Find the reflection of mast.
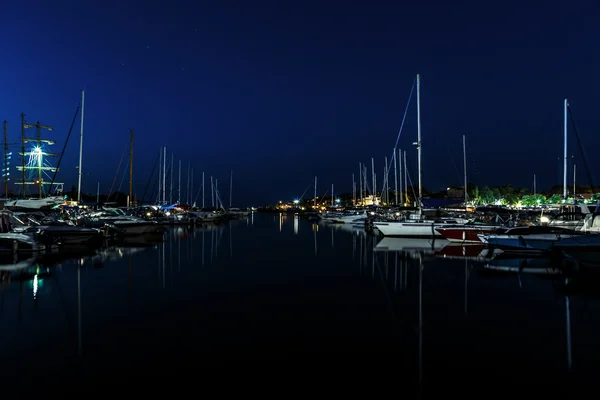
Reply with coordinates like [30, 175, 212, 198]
[293, 214, 298, 235]
[464, 258, 468, 316]
[331, 227, 334, 249]
[18, 279, 23, 320]
[129, 254, 132, 304]
[313, 223, 318, 256]
[77, 265, 82, 356]
[565, 278, 572, 372]
[394, 254, 397, 291]
[418, 253, 423, 390]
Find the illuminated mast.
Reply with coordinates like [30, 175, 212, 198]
[16, 116, 60, 198]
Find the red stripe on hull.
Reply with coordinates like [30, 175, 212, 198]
[435, 227, 498, 243]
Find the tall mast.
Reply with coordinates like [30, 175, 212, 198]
[77, 90, 85, 202]
[314, 176, 317, 208]
[416, 73, 422, 207]
[331, 183, 334, 206]
[533, 173, 536, 195]
[398, 149, 403, 205]
[463, 134, 467, 206]
[191, 168, 194, 206]
[393, 149, 398, 205]
[403, 150, 407, 204]
[178, 160, 181, 204]
[358, 163, 362, 205]
[186, 161, 190, 205]
[202, 171, 205, 208]
[157, 149, 162, 203]
[352, 174, 355, 204]
[383, 156, 388, 204]
[563, 98, 568, 199]
[170, 152, 173, 204]
[211, 176, 214, 208]
[371, 158, 375, 204]
[573, 165, 576, 198]
[229, 170, 233, 208]
[20, 114, 25, 198]
[18, 117, 55, 199]
[129, 129, 134, 206]
[162, 146, 166, 204]
[3, 121, 7, 198]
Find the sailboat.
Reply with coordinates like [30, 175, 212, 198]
[373, 74, 469, 238]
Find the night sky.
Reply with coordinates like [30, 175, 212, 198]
[2, 0, 599, 206]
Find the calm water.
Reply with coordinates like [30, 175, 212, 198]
[1, 212, 599, 392]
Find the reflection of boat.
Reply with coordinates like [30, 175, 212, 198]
[35, 247, 98, 267]
[435, 244, 501, 260]
[20, 225, 104, 248]
[108, 232, 165, 248]
[0, 255, 37, 271]
[329, 223, 365, 235]
[553, 234, 600, 268]
[375, 237, 448, 256]
[478, 226, 584, 251]
[94, 246, 147, 262]
[476, 257, 561, 276]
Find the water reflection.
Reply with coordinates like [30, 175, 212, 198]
[0, 213, 598, 388]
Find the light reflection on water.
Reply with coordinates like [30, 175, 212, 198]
[0, 213, 598, 390]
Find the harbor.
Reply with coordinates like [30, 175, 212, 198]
[0, 211, 598, 393]
[3, 0, 600, 392]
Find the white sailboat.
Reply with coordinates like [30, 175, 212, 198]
[374, 74, 469, 238]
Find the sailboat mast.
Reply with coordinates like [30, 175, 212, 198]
[157, 149, 162, 203]
[170, 152, 173, 203]
[178, 160, 181, 204]
[358, 163, 362, 205]
[384, 156, 388, 204]
[463, 135, 467, 206]
[533, 173, 536, 195]
[3, 121, 7, 198]
[416, 73, 422, 206]
[331, 183, 334, 207]
[404, 150, 407, 204]
[398, 148, 403, 206]
[129, 129, 134, 206]
[314, 176, 317, 208]
[186, 161, 190, 205]
[563, 98, 568, 199]
[202, 171, 205, 208]
[573, 165, 576, 197]
[191, 168, 194, 206]
[210, 176, 214, 208]
[371, 158, 375, 204]
[77, 90, 85, 202]
[352, 174, 355, 204]
[162, 146, 166, 204]
[393, 149, 398, 205]
[229, 170, 233, 208]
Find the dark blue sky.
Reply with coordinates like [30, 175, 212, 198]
[2, 0, 599, 206]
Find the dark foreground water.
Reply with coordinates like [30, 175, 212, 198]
[1, 212, 599, 393]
